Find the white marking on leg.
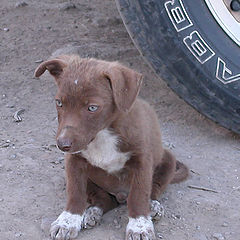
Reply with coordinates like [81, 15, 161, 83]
[82, 206, 103, 229]
[126, 216, 155, 239]
[50, 211, 83, 239]
[150, 200, 164, 221]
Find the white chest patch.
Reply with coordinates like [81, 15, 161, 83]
[81, 129, 131, 173]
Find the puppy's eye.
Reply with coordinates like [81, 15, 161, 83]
[56, 99, 63, 107]
[88, 105, 98, 112]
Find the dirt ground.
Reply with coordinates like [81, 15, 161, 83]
[0, 1, 239, 240]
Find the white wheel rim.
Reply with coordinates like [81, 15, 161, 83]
[204, 0, 240, 46]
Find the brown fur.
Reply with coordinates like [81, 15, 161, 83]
[35, 55, 188, 237]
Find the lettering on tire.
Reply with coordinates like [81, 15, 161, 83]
[165, 0, 240, 84]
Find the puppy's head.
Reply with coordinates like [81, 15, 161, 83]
[34, 55, 142, 153]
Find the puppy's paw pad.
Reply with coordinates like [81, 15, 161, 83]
[126, 216, 155, 240]
[150, 200, 164, 221]
[50, 211, 83, 240]
[82, 206, 103, 229]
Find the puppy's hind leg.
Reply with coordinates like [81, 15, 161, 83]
[83, 180, 119, 229]
[150, 149, 176, 221]
[151, 149, 176, 200]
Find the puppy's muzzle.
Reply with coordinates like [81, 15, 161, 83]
[57, 137, 72, 152]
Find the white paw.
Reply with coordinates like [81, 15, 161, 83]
[82, 206, 103, 229]
[150, 200, 164, 221]
[50, 211, 83, 240]
[126, 216, 155, 240]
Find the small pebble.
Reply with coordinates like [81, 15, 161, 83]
[56, 157, 64, 164]
[15, 232, 22, 237]
[15, 1, 28, 8]
[1, 142, 10, 148]
[222, 222, 228, 227]
[171, 214, 180, 219]
[175, 214, 181, 219]
[156, 233, 163, 239]
[13, 109, 25, 122]
[0, 198, 4, 202]
[212, 233, 224, 240]
[59, 2, 76, 11]
[6, 105, 15, 108]
[3, 28, 9, 32]
[51, 157, 64, 164]
[10, 154, 17, 159]
[35, 59, 43, 63]
[167, 142, 175, 149]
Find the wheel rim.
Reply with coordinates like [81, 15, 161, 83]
[204, 0, 240, 46]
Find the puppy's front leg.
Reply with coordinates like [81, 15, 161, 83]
[126, 159, 155, 240]
[50, 154, 88, 240]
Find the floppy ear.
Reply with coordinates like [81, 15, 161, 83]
[104, 63, 143, 112]
[34, 58, 68, 78]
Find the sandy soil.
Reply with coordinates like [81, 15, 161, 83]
[0, 1, 239, 240]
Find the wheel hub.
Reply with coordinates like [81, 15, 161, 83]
[230, 0, 240, 12]
[204, 0, 240, 46]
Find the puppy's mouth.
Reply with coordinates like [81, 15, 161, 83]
[62, 137, 95, 155]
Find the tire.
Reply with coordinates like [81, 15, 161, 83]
[115, 0, 240, 134]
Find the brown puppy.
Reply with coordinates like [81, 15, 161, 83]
[35, 55, 188, 240]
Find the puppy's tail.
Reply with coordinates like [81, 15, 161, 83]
[171, 159, 189, 184]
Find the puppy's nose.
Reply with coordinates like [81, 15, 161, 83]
[57, 138, 72, 152]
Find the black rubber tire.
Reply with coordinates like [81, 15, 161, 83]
[115, 0, 240, 134]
